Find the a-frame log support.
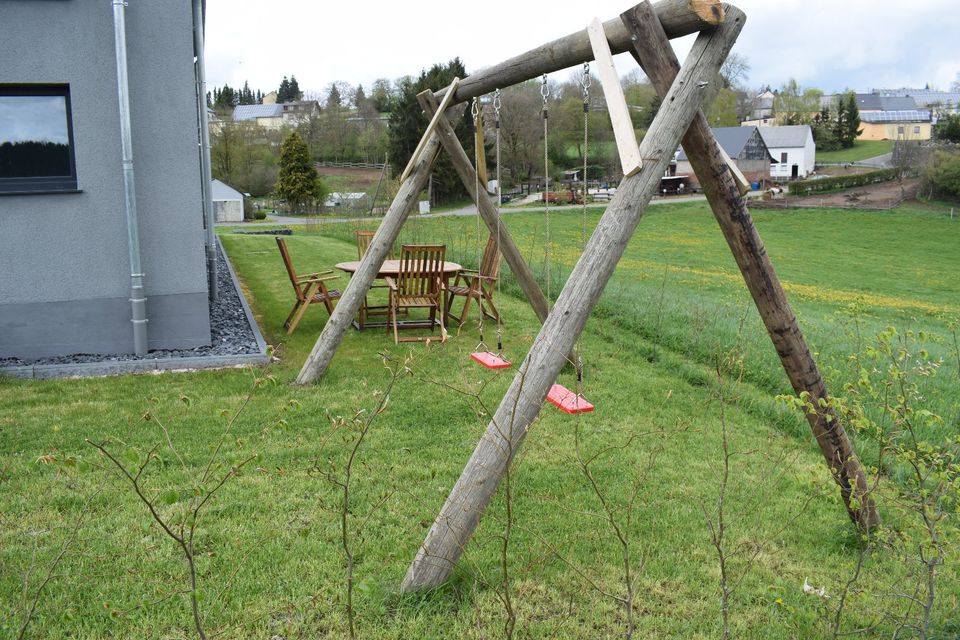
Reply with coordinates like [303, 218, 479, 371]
[295, 104, 464, 385]
[417, 90, 552, 325]
[402, 7, 745, 591]
[621, 1, 879, 528]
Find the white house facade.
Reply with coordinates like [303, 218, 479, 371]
[758, 125, 815, 180]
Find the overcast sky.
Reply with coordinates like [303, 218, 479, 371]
[205, 0, 959, 99]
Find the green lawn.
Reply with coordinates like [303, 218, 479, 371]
[2, 200, 958, 638]
[815, 139, 894, 164]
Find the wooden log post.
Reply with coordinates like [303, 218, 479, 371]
[621, 2, 879, 529]
[295, 105, 464, 385]
[417, 90, 551, 324]
[433, 0, 724, 105]
[402, 8, 745, 591]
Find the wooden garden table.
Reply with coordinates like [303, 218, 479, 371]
[334, 259, 462, 330]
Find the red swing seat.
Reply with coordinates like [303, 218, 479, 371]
[546, 384, 594, 414]
[471, 351, 511, 369]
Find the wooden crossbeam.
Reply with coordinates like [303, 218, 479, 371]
[402, 6, 746, 591]
[434, 0, 724, 105]
[587, 18, 642, 177]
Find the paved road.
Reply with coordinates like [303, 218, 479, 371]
[817, 152, 894, 170]
[219, 193, 725, 228]
[853, 153, 893, 169]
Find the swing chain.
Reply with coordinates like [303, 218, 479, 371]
[471, 96, 480, 120]
[493, 88, 502, 117]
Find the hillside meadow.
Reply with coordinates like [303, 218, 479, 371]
[1, 199, 957, 638]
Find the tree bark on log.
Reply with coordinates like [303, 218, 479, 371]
[621, 1, 879, 529]
[295, 106, 464, 385]
[417, 90, 551, 325]
[402, 8, 746, 591]
[433, 0, 724, 105]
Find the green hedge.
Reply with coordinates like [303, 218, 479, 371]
[788, 168, 900, 196]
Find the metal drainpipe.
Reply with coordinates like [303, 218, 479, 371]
[192, 0, 218, 300]
[112, 0, 148, 355]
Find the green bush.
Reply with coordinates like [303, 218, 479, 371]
[788, 168, 900, 196]
[923, 150, 960, 197]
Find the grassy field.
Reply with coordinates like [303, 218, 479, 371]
[2, 199, 958, 638]
[815, 139, 894, 164]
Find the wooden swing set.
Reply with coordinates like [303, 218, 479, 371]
[295, 0, 880, 592]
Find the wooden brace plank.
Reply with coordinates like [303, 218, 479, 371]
[587, 18, 643, 177]
[400, 77, 461, 183]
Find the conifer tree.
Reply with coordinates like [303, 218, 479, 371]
[276, 132, 327, 213]
[289, 76, 302, 102]
[842, 92, 862, 148]
[387, 58, 473, 203]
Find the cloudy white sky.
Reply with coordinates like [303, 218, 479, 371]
[205, 0, 959, 99]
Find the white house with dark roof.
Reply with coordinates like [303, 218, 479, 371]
[757, 125, 815, 180]
[676, 126, 775, 189]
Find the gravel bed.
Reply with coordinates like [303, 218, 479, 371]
[0, 244, 264, 369]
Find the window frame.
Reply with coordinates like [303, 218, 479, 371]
[0, 84, 79, 195]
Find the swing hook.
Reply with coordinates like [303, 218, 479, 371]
[580, 63, 592, 98]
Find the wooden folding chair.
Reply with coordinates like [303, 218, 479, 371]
[355, 229, 395, 260]
[276, 237, 342, 334]
[355, 229, 396, 326]
[385, 244, 447, 344]
[445, 235, 502, 329]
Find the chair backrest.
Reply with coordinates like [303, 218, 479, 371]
[356, 229, 394, 260]
[276, 237, 306, 300]
[356, 230, 374, 259]
[479, 235, 501, 280]
[397, 244, 445, 297]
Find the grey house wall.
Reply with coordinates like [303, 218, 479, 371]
[0, 0, 210, 359]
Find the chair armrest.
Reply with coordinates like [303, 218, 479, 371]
[299, 274, 339, 284]
[383, 276, 398, 291]
[460, 272, 498, 283]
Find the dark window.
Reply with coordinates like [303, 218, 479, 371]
[0, 85, 78, 193]
[780, 152, 788, 163]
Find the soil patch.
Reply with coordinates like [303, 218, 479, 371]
[753, 179, 918, 210]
